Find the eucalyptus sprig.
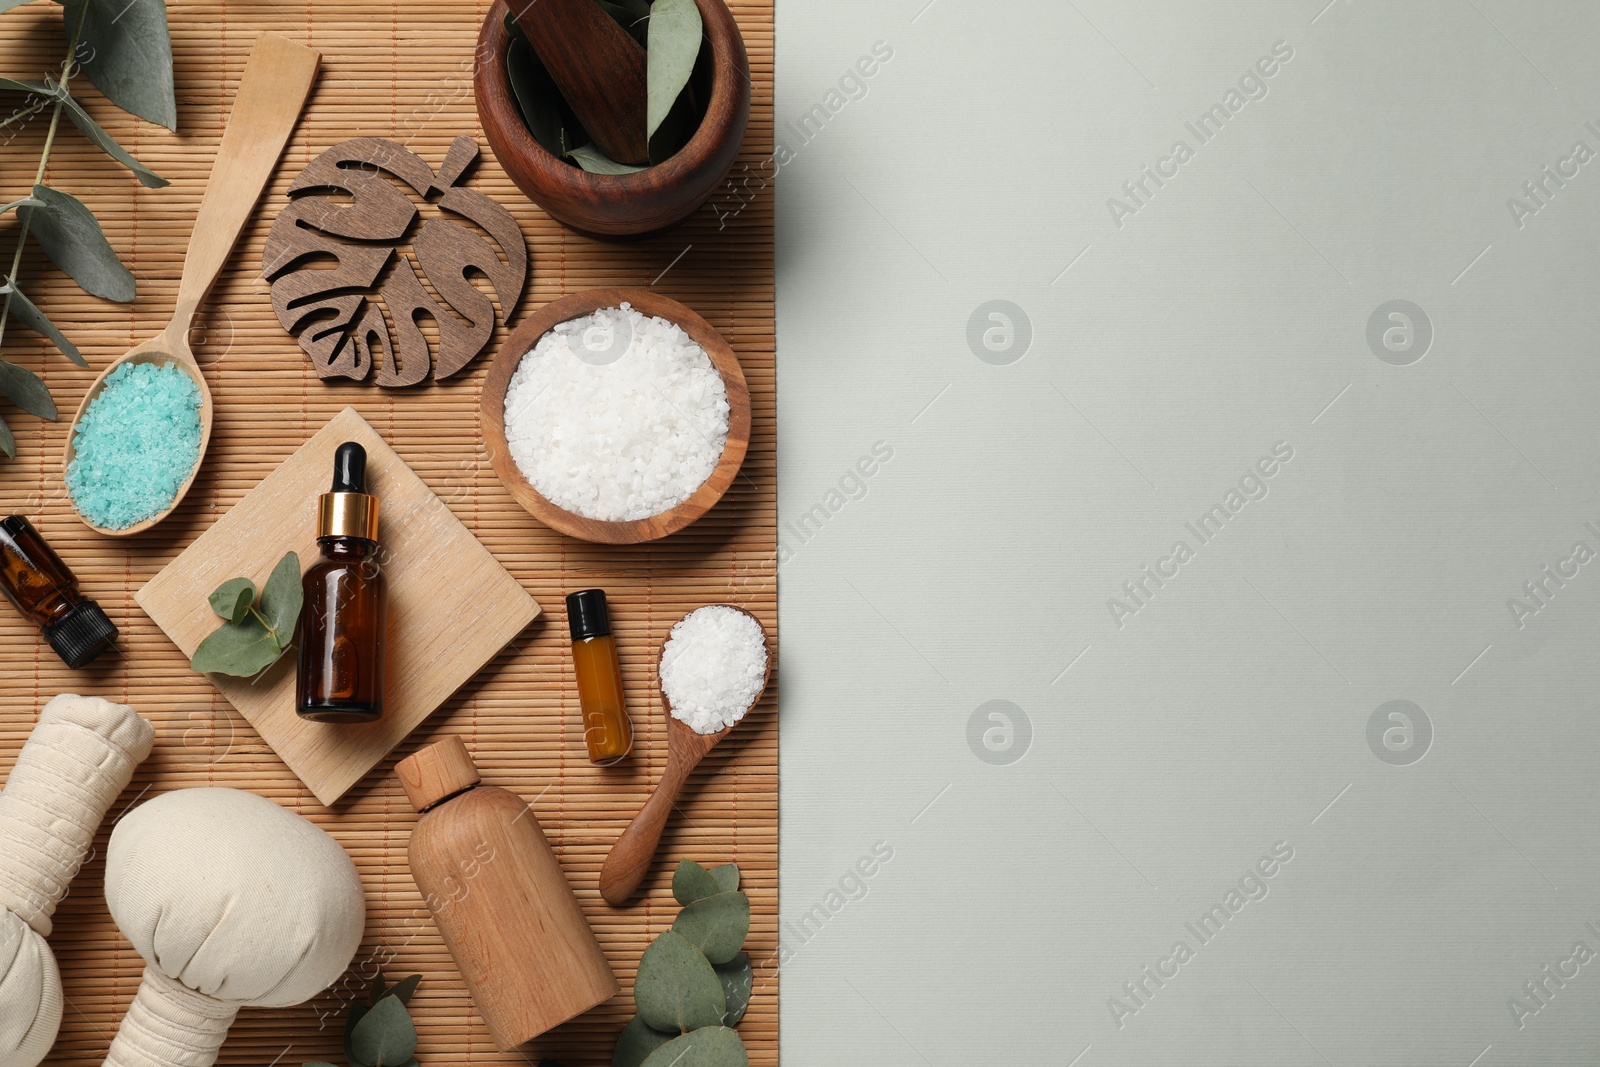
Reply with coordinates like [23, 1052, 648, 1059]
[308, 973, 424, 1067]
[504, 0, 709, 174]
[190, 552, 304, 677]
[0, 0, 175, 459]
[614, 861, 752, 1067]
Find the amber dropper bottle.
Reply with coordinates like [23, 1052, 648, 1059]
[0, 515, 117, 668]
[566, 590, 633, 764]
[297, 442, 387, 724]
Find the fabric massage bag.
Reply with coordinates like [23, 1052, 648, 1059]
[100, 787, 366, 1067]
[0, 695, 155, 1067]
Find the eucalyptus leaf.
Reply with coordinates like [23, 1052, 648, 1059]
[653, 34, 712, 164]
[672, 860, 721, 905]
[567, 143, 647, 175]
[712, 953, 751, 1025]
[596, 0, 649, 44]
[688, 23, 714, 97]
[53, 88, 168, 187]
[190, 612, 282, 676]
[0, 76, 51, 96]
[21, 184, 135, 301]
[647, 84, 695, 166]
[385, 974, 422, 1006]
[612, 1016, 674, 1067]
[0, 360, 57, 420]
[349, 995, 417, 1067]
[4, 283, 86, 365]
[605, 0, 649, 22]
[635, 930, 725, 1033]
[709, 863, 739, 893]
[0, 412, 14, 458]
[343, 1001, 370, 1067]
[303, 1062, 341, 1067]
[208, 577, 256, 624]
[639, 1027, 747, 1067]
[505, 36, 567, 158]
[259, 550, 303, 646]
[672, 891, 750, 964]
[645, 0, 701, 139]
[61, 0, 177, 130]
[0, 197, 44, 216]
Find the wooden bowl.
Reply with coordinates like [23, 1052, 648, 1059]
[481, 287, 751, 544]
[474, 0, 751, 238]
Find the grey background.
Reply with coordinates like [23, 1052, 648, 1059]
[775, 1, 1600, 1064]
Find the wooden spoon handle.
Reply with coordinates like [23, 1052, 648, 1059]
[600, 761, 693, 906]
[174, 35, 320, 324]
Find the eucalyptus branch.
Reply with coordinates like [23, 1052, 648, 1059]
[191, 553, 305, 677]
[0, 0, 89, 355]
[0, 0, 174, 460]
[0, 96, 50, 133]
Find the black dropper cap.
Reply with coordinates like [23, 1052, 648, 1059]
[566, 589, 611, 641]
[44, 600, 118, 668]
[331, 441, 368, 493]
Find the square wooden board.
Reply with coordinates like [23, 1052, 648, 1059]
[136, 407, 539, 805]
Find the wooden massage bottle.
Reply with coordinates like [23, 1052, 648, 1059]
[396, 737, 617, 1048]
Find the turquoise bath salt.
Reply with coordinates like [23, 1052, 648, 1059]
[66, 361, 202, 530]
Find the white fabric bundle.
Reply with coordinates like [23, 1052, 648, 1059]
[0, 695, 156, 1067]
[102, 788, 365, 1067]
[0, 913, 58, 1067]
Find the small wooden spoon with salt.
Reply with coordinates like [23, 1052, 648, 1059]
[63, 35, 319, 537]
[599, 605, 771, 907]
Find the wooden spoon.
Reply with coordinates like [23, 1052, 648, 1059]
[599, 605, 771, 906]
[63, 35, 320, 537]
[509, 0, 650, 165]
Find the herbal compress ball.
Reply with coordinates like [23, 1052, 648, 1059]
[102, 788, 365, 1067]
[0, 695, 155, 1067]
[0, 911, 57, 1067]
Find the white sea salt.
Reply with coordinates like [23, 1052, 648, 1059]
[503, 303, 730, 522]
[660, 606, 768, 735]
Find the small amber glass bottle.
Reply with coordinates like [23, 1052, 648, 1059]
[0, 515, 118, 668]
[296, 442, 387, 724]
[566, 590, 632, 764]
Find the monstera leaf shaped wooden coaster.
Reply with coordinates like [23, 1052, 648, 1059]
[262, 136, 528, 387]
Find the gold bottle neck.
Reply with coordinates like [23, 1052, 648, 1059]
[318, 492, 379, 541]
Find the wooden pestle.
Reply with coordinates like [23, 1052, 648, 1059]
[508, 0, 650, 165]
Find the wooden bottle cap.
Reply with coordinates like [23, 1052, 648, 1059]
[396, 736, 481, 811]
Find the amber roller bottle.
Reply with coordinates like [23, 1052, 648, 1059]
[297, 441, 387, 723]
[566, 589, 633, 764]
[396, 737, 617, 1048]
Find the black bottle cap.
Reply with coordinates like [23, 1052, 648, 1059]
[44, 600, 118, 669]
[566, 589, 611, 641]
[331, 442, 368, 493]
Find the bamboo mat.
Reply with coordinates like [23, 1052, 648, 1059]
[0, 1, 776, 1065]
